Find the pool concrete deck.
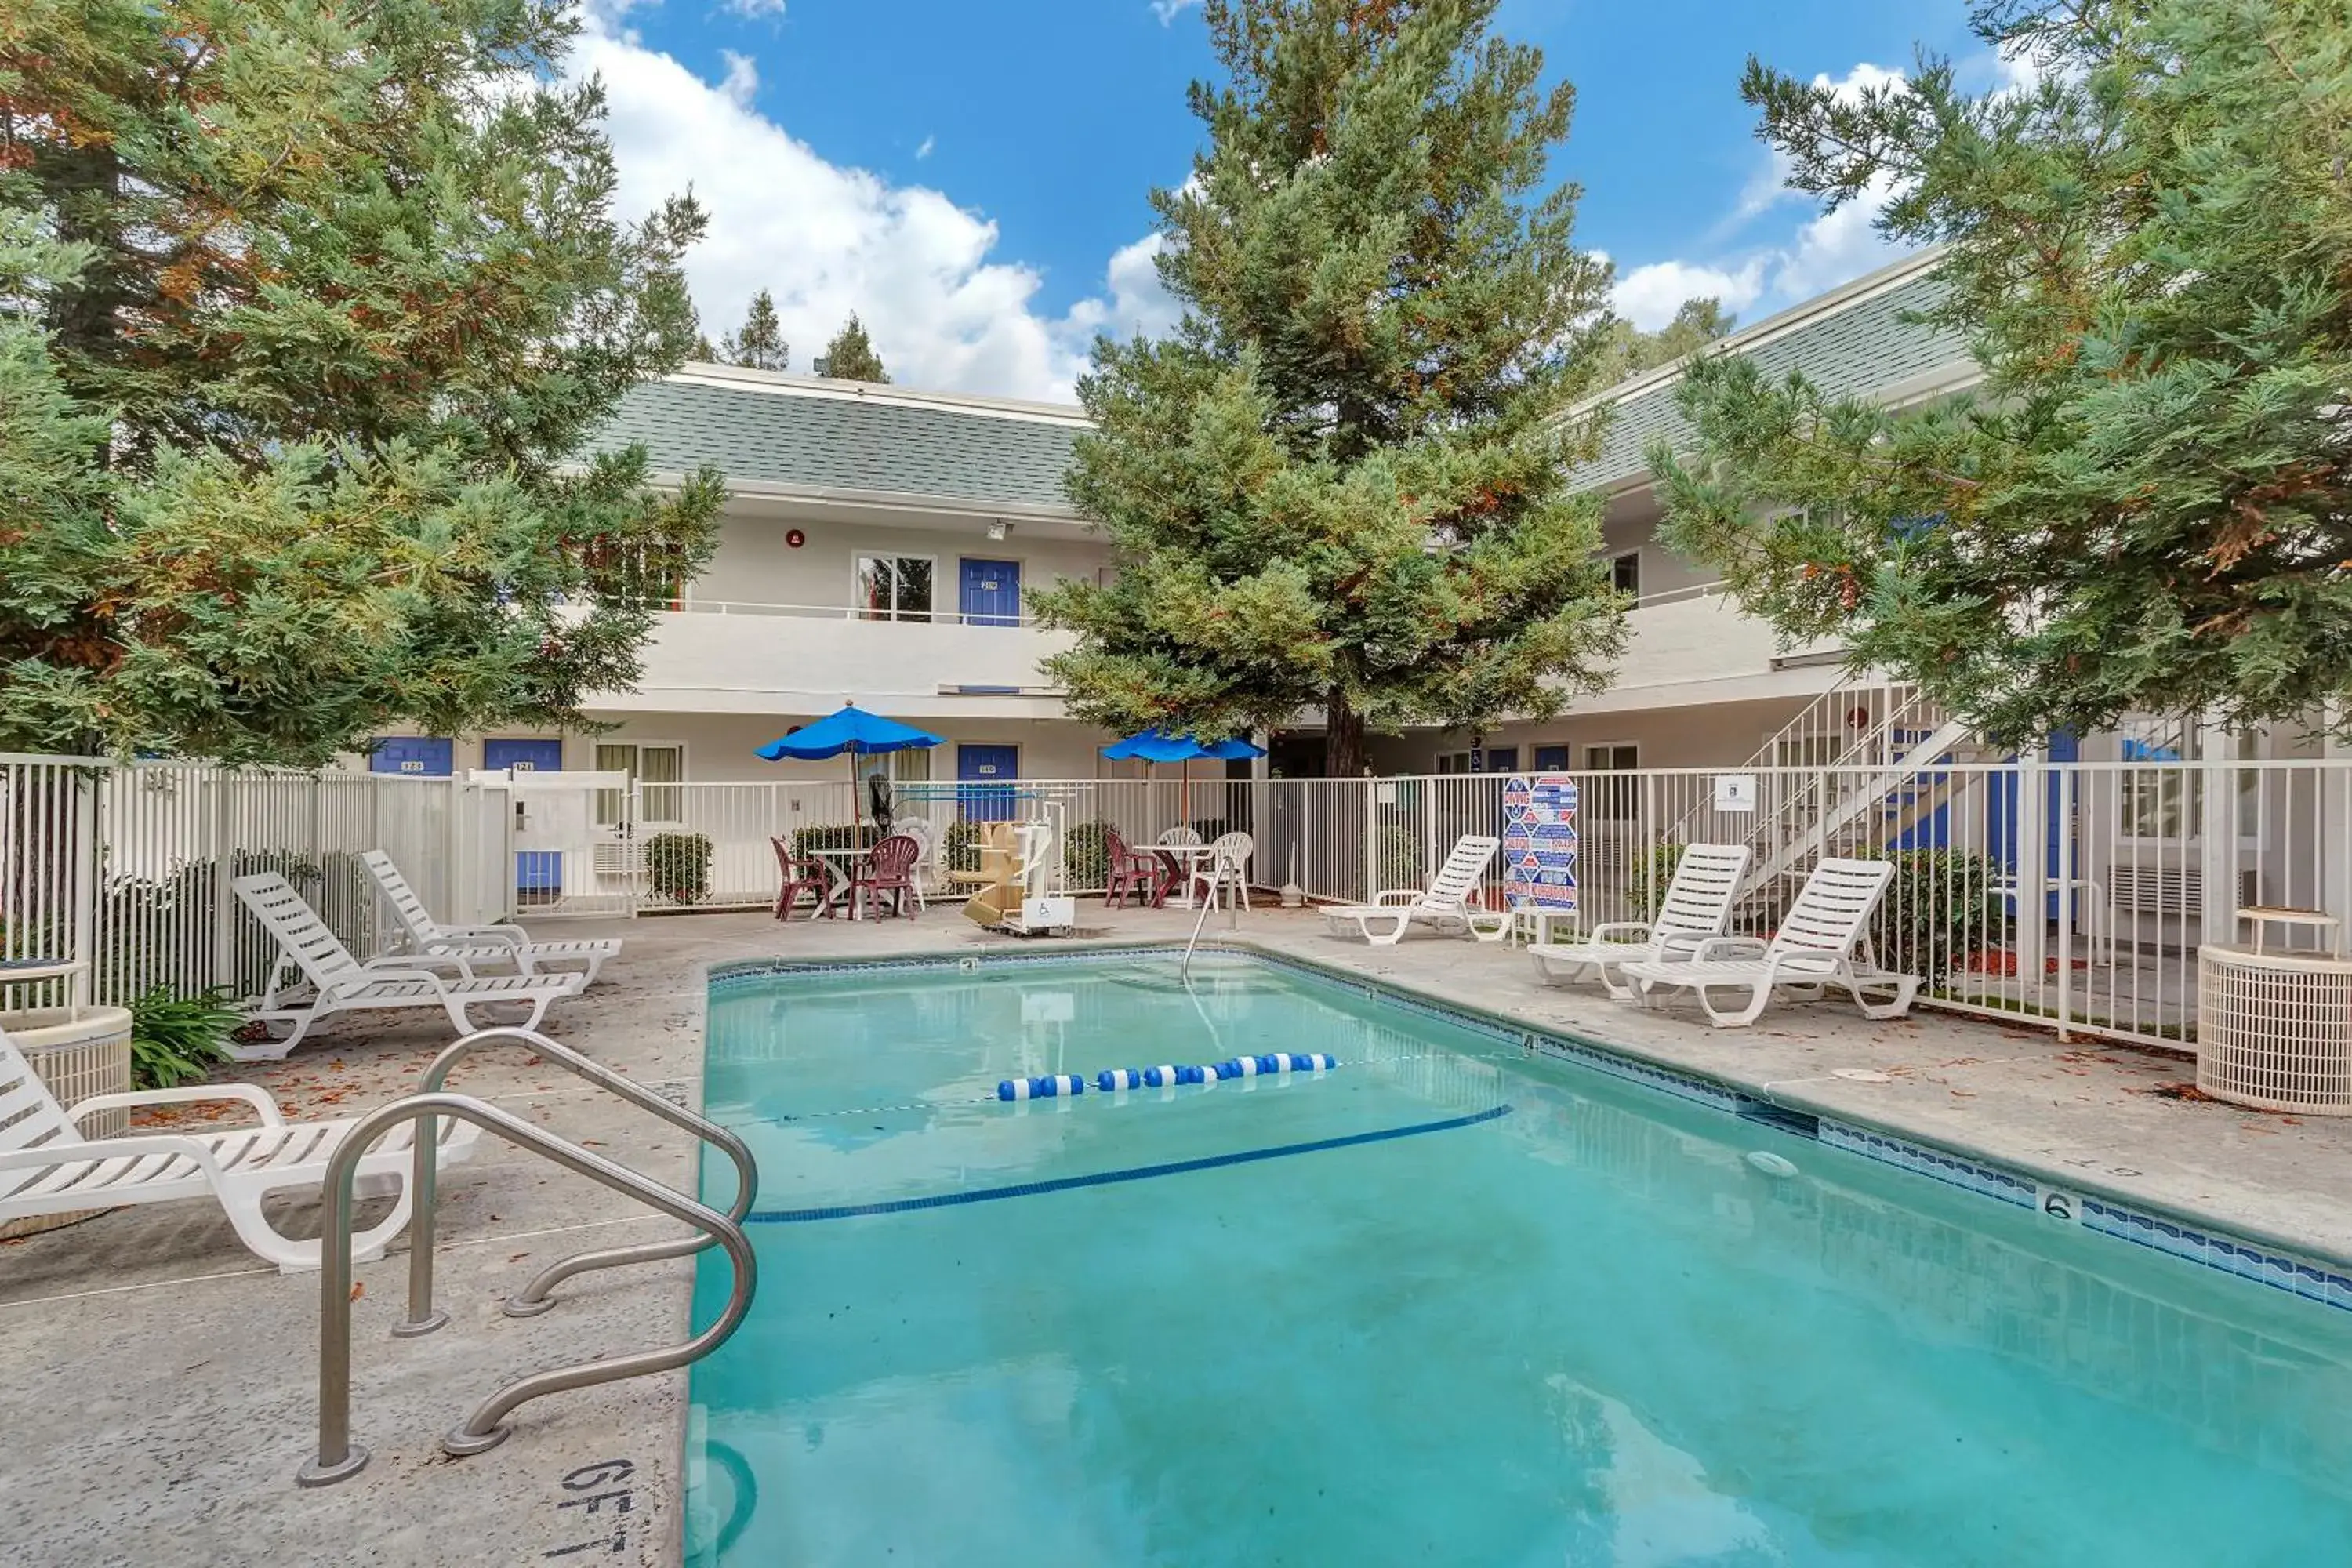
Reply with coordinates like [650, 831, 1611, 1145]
[8, 901, 2352, 1566]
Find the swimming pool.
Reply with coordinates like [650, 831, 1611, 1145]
[687, 949, 2352, 1565]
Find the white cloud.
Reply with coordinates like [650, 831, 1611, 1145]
[1615, 63, 1916, 329]
[1769, 170, 1907, 302]
[915, 134, 935, 160]
[1150, 0, 1201, 24]
[717, 49, 758, 109]
[577, 16, 1167, 401]
[1613, 258, 1767, 331]
[724, 0, 786, 17]
[1061, 233, 1185, 344]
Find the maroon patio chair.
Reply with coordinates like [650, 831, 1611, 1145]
[1103, 827, 1168, 909]
[771, 837, 832, 921]
[851, 833, 924, 920]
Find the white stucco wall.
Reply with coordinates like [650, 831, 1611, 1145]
[694, 508, 1110, 613]
[358, 715, 1113, 784]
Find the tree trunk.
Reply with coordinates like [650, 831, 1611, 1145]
[1325, 688, 1368, 778]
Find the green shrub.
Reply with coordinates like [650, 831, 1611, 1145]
[129, 986, 241, 1090]
[1861, 847, 2006, 984]
[1065, 819, 1114, 889]
[1627, 840, 1686, 916]
[644, 831, 714, 906]
[1374, 823, 1419, 890]
[942, 818, 980, 873]
[791, 822, 882, 858]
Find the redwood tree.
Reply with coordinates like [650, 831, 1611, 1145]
[1030, 0, 1624, 773]
[0, 0, 722, 764]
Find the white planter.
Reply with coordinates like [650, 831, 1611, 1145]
[2, 1004, 135, 1238]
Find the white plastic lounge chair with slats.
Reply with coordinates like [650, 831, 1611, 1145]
[234, 873, 585, 1058]
[1320, 835, 1508, 946]
[1617, 857, 1920, 1028]
[360, 849, 621, 983]
[0, 1018, 479, 1270]
[1530, 843, 1751, 999]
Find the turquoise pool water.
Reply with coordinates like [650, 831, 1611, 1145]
[688, 953, 2352, 1566]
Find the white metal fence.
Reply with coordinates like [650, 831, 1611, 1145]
[8, 750, 2350, 1051]
[1, 756, 511, 1010]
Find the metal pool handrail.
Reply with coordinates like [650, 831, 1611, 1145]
[392, 1025, 757, 1336]
[298, 1092, 757, 1487]
[1179, 853, 1243, 982]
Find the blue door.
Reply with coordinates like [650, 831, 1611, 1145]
[959, 559, 1022, 627]
[957, 744, 1018, 822]
[1988, 730, 2079, 917]
[485, 739, 564, 895]
[369, 737, 452, 777]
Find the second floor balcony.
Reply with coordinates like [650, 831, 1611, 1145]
[595, 598, 1078, 720]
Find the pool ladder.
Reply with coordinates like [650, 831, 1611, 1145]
[1180, 852, 1244, 982]
[298, 1027, 759, 1486]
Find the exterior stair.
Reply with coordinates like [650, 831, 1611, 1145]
[1670, 683, 1987, 903]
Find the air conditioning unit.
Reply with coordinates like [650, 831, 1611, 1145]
[2109, 864, 2259, 916]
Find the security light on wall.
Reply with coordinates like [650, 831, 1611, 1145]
[985, 521, 1011, 542]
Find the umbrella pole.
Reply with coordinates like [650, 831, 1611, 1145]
[1181, 759, 1191, 829]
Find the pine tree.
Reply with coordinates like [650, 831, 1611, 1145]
[1601, 297, 1734, 385]
[813, 313, 888, 383]
[1650, 0, 2352, 746]
[1029, 0, 1624, 775]
[720, 289, 789, 372]
[0, 0, 723, 764]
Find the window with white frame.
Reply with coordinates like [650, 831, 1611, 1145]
[1584, 742, 1640, 818]
[855, 748, 932, 789]
[2117, 719, 2260, 843]
[1436, 748, 1518, 774]
[593, 741, 684, 825]
[855, 555, 935, 622]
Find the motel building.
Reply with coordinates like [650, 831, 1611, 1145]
[365, 250, 2350, 1028]
[371, 252, 1994, 800]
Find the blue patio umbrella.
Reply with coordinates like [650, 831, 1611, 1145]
[757, 704, 945, 834]
[1102, 727, 1266, 821]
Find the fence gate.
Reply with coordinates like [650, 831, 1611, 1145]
[469, 768, 637, 919]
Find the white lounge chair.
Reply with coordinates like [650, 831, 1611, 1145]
[1530, 843, 1752, 998]
[0, 1019, 480, 1271]
[1618, 857, 1920, 1028]
[1320, 835, 1508, 946]
[234, 873, 585, 1058]
[360, 849, 622, 983]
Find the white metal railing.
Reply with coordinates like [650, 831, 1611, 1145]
[9, 750, 2352, 1053]
[1628, 580, 1731, 611]
[670, 598, 1044, 627]
[0, 756, 512, 1008]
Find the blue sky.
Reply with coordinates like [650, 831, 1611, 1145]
[580, 0, 1988, 401]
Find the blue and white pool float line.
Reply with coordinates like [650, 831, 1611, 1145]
[997, 1074, 1087, 1101]
[1093, 1054, 1337, 1094]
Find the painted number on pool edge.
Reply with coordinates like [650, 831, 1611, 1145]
[2041, 1189, 2079, 1223]
[545, 1459, 636, 1559]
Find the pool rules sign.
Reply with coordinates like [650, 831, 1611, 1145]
[1501, 774, 1577, 913]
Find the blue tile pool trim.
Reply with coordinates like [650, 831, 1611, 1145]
[744, 1104, 1515, 1224]
[710, 946, 2352, 1311]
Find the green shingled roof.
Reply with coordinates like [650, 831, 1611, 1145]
[586, 377, 1086, 511]
[1570, 267, 1972, 493]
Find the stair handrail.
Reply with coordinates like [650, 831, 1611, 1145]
[1666, 681, 1934, 848]
[394, 1025, 757, 1338]
[299, 1091, 756, 1487]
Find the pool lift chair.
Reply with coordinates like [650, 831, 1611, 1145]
[958, 797, 1077, 937]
